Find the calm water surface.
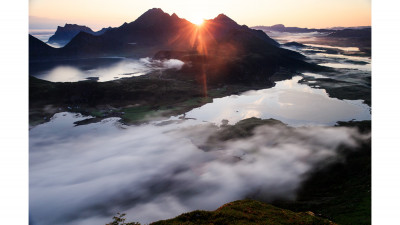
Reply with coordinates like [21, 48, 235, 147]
[30, 57, 185, 82]
[167, 76, 370, 126]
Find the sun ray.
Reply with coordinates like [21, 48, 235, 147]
[189, 16, 205, 26]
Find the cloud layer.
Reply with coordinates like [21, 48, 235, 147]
[30, 113, 368, 225]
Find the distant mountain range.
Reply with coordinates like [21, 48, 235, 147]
[327, 26, 371, 30]
[252, 24, 332, 33]
[47, 24, 113, 46]
[327, 28, 371, 38]
[252, 24, 371, 35]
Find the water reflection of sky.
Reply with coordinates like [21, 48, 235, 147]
[34, 59, 149, 82]
[319, 62, 371, 71]
[315, 53, 371, 62]
[308, 52, 371, 71]
[302, 72, 329, 79]
[305, 43, 360, 52]
[30, 58, 185, 82]
[167, 76, 370, 127]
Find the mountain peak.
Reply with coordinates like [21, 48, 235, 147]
[171, 13, 179, 19]
[271, 24, 285, 29]
[48, 24, 110, 46]
[62, 24, 90, 29]
[133, 7, 172, 26]
[214, 14, 237, 22]
[65, 23, 78, 27]
[142, 8, 166, 16]
[211, 13, 240, 28]
[55, 24, 93, 33]
[215, 14, 230, 20]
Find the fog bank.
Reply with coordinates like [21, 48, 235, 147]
[30, 113, 368, 225]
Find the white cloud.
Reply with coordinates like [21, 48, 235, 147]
[29, 113, 369, 225]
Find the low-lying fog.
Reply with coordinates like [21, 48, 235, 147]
[29, 29, 66, 48]
[30, 112, 369, 225]
[264, 31, 327, 44]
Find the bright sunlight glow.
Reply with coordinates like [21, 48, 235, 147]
[189, 16, 205, 26]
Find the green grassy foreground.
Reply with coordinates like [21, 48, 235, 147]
[152, 199, 335, 225]
[107, 199, 335, 225]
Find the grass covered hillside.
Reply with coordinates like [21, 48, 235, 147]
[152, 199, 335, 225]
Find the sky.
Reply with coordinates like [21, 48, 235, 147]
[29, 0, 371, 30]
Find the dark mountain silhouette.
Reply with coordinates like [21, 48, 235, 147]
[204, 14, 279, 47]
[99, 8, 193, 49]
[252, 24, 332, 33]
[29, 8, 323, 84]
[47, 24, 112, 46]
[328, 26, 371, 30]
[327, 28, 371, 38]
[29, 35, 57, 59]
[30, 8, 287, 59]
[282, 42, 306, 48]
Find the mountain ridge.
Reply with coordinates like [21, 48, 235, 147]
[47, 24, 113, 46]
[29, 8, 324, 84]
[30, 8, 284, 59]
[252, 24, 332, 33]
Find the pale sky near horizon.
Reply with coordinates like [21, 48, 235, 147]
[29, 0, 371, 30]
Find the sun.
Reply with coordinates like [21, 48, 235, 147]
[189, 16, 205, 26]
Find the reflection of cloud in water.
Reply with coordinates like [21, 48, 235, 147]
[173, 76, 370, 126]
[30, 112, 369, 225]
[243, 109, 262, 119]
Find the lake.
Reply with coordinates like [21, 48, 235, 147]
[30, 57, 185, 82]
[166, 75, 370, 126]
